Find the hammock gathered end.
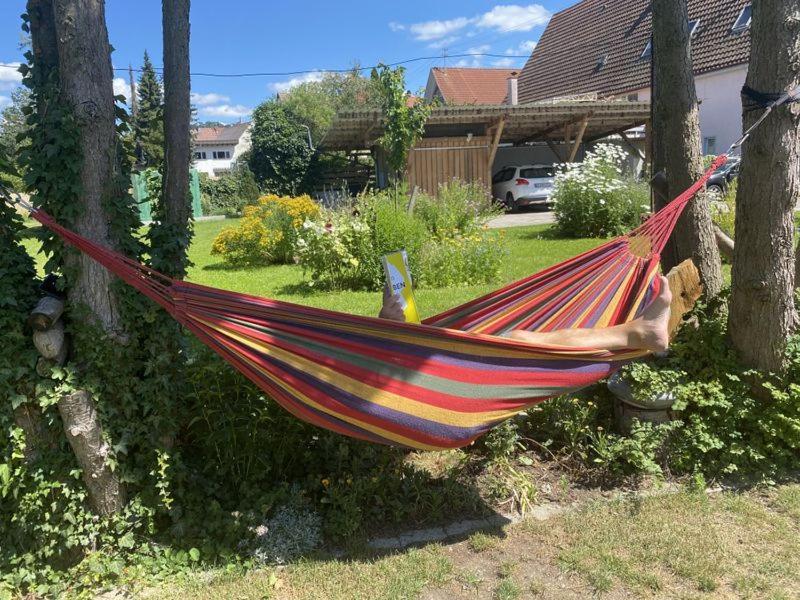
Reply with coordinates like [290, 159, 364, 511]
[20, 155, 727, 450]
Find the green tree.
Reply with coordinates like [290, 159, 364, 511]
[279, 69, 379, 144]
[134, 50, 164, 167]
[370, 64, 430, 184]
[0, 87, 31, 189]
[247, 101, 313, 195]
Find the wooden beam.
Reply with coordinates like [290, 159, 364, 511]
[486, 115, 506, 173]
[567, 116, 589, 162]
[584, 122, 646, 144]
[516, 112, 594, 145]
[545, 138, 565, 162]
[619, 130, 645, 161]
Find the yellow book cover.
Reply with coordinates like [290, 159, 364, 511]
[381, 250, 421, 324]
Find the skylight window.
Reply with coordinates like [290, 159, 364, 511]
[595, 53, 608, 72]
[641, 39, 652, 59]
[732, 4, 752, 32]
[688, 19, 700, 37]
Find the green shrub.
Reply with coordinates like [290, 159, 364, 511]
[414, 180, 499, 238]
[552, 144, 647, 238]
[211, 194, 320, 266]
[199, 162, 261, 216]
[296, 182, 505, 291]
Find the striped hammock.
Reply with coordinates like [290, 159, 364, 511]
[26, 155, 727, 450]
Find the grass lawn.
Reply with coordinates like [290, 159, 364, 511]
[143, 485, 800, 599]
[24, 218, 606, 318]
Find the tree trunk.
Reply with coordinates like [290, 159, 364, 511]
[729, 0, 800, 372]
[160, 0, 193, 279]
[651, 0, 723, 297]
[50, 0, 127, 515]
[59, 391, 125, 515]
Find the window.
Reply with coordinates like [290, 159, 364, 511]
[688, 19, 700, 37]
[627, 92, 640, 102]
[520, 166, 555, 179]
[703, 136, 717, 155]
[212, 150, 231, 160]
[732, 4, 751, 32]
[641, 39, 652, 59]
[595, 53, 608, 72]
[193, 151, 207, 160]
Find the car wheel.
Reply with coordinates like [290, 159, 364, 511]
[707, 184, 724, 199]
[505, 192, 517, 213]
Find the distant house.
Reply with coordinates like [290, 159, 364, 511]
[192, 122, 252, 178]
[424, 67, 520, 105]
[518, 0, 752, 153]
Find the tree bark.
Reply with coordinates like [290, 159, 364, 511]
[160, 0, 193, 279]
[49, 0, 127, 515]
[729, 0, 800, 372]
[651, 0, 723, 297]
[59, 391, 125, 516]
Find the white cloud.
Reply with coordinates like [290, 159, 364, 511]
[492, 57, 517, 67]
[427, 36, 460, 50]
[191, 92, 231, 106]
[505, 40, 537, 56]
[269, 71, 325, 94]
[455, 47, 490, 68]
[0, 62, 22, 91]
[113, 77, 132, 102]
[400, 5, 550, 43]
[199, 104, 252, 119]
[409, 17, 470, 41]
[476, 5, 551, 32]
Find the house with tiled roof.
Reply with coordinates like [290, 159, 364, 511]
[518, 0, 752, 153]
[192, 122, 252, 178]
[424, 67, 519, 106]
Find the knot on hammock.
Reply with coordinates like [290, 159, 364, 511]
[741, 85, 799, 111]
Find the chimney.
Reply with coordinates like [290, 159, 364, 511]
[507, 71, 519, 106]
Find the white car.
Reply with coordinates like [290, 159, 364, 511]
[492, 164, 556, 212]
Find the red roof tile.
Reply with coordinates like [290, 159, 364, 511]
[430, 67, 518, 105]
[193, 122, 250, 144]
[518, 0, 751, 103]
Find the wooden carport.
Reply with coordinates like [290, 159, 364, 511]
[321, 100, 651, 195]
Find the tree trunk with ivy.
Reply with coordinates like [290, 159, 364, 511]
[158, 0, 193, 279]
[651, 0, 723, 297]
[47, 0, 128, 516]
[729, 0, 800, 372]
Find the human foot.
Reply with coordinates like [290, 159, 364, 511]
[634, 275, 672, 352]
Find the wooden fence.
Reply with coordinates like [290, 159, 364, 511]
[406, 136, 491, 195]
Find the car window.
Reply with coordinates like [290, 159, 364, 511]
[492, 169, 511, 184]
[503, 168, 517, 182]
[520, 167, 554, 179]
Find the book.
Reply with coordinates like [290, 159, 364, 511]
[381, 250, 421, 324]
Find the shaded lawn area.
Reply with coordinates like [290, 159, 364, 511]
[143, 485, 800, 599]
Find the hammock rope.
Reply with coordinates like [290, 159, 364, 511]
[14, 153, 726, 450]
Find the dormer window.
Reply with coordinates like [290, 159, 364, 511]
[732, 4, 752, 32]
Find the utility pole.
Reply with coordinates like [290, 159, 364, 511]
[129, 63, 138, 117]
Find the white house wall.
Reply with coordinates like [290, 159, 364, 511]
[625, 63, 747, 158]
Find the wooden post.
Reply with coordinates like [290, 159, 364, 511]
[545, 139, 565, 162]
[567, 116, 589, 163]
[487, 116, 506, 175]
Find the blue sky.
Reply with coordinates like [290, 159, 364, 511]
[0, 1, 574, 122]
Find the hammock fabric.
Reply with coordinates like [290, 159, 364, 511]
[26, 155, 727, 450]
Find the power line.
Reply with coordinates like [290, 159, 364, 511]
[0, 53, 531, 79]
